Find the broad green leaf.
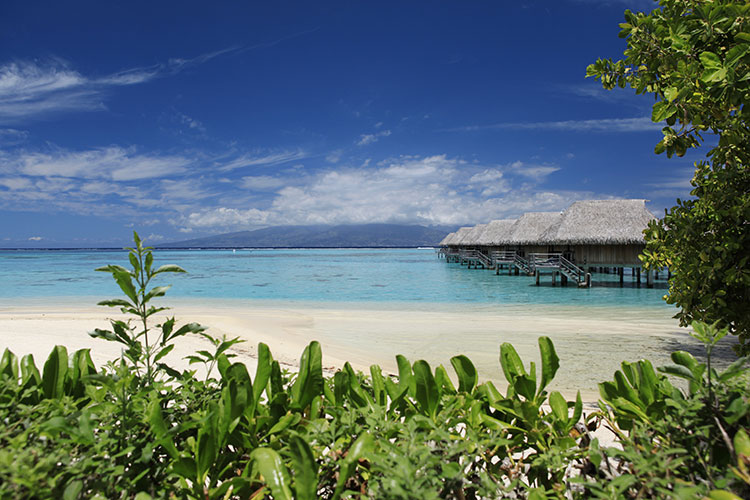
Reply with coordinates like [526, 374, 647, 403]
[252, 342, 272, 413]
[287, 436, 318, 500]
[435, 365, 456, 395]
[290, 341, 324, 411]
[112, 269, 138, 304]
[396, 354, 414, 396]
[267, 412, 301, 435]
[652, 100, 676, 122]
[147, 394, 178, 459]
[1, 348, 19, 380]
[734, 428, 750, 458]
[450, 354, 477, 393]
[699, 51, 722, 70]
[20, 354, 41, 387]
[251, 448, 293, 500]
[500, 342, 526, 383]
[538, 336, 559, 394]
[42, 345, 68, 399]
[369, 364, 387, 406]
[412, 360, 440, 418]
[548, 391, 568, 423]
[196, 420, 218, 482]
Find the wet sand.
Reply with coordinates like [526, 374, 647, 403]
[0, 297, 736, 401]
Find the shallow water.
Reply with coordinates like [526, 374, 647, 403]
[0, 248, 672, 309]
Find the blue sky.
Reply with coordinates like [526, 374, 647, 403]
[0, 0, 702, 247]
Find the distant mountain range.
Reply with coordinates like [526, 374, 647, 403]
[159, 224, 454, 248]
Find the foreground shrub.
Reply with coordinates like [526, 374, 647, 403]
[1, 233, 747, 499]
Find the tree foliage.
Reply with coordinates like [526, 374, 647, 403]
[587, 0, 750, 353]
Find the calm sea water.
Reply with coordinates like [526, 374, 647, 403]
[0, 248, 671, 309]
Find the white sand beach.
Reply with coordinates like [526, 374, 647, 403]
[2, 296, 735, 403]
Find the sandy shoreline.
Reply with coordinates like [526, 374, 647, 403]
[0, 297, 737, 402]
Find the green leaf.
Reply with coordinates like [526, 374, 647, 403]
[332, 433, 374, 500]
[450, 354, 477, 393]
[699, 51, 721, 69]
[652, 100, 676, 122]
[152, 264, 187, 275]
[144, 285, 171, 302]
[369, 364, 387, 406]
[42, 345, 68, 399]
[412, 360, 440, 418]
[396, 354, 414, 397]
[251, 448, 293, 500]
[500, 342, 526, 383]
[538, 336, 559, 394]
[153, 344, 174, 363]
[97, 299, 134, 308]
[435, 364, 456, 395]
[548, 391, 568, 423]
[287, 436, 318, 500]
[1, 348, 19, 380]
[112, 269, 138, 304]
[253, 342, 273, 409]
[290, 341, 324, 411]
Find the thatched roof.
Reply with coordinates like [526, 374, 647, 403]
[458, 224, 489, 246]
[541, 199, 655, 244]
[448, 226, 474, 245]
[438, 232, 456, 246]
[503, 212, 563, 245]
[475, 219, 517, 245]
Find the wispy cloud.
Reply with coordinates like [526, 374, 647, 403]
[356, 129, 391, 146]
[12, 146, 190, 180]
[0, 128, 28, 145]
[217, 150, 309, 171]
[448, 116, 660, 133]
[0, 47, 242, 124]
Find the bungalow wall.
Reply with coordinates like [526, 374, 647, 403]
[566, 244, 646, 267]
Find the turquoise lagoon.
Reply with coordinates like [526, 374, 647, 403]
[0, 248, 670, 309]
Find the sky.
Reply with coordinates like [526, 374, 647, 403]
[0, 0, 706, 247]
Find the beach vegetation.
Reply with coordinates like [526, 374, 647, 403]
[1, 235, 749, 498]
[586, 0, 750, 354]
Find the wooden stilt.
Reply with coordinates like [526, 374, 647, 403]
[647, 269, 654, 288]
[535, 270, 540, 286]
[619, 267, 624, 286]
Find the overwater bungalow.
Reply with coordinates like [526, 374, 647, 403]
[439, 199, 658, 286]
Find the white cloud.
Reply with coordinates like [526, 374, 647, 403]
[217, 150, 308, 171]
[325, 149, 343, 164]
[505, 160, 561, 180]
[0, 48, 237, 123]
[13, 146, 189, 180]
[178, 154, 593, 231]
[27, 236, 43, 241]
[356, 129, 391, 146]
[449, 116, 661, 133]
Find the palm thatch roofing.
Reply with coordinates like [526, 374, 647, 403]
[438, 232, 456, 246]
[457, 224, 489, 246]
[503, 212, 563, 245]
[448, 227, 474, 245]
[541, 199, 655, 244]
[475, 219, 517, 245]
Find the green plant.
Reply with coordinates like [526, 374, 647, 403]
[587, 0, 750, 353]
[91, 231, 205, 383]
